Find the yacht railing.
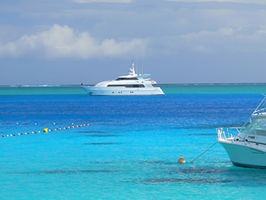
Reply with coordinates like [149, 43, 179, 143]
[252, 95, 266, 117]
[217, 95, 266, 141]
[252, 108, 266, 118]
[217, 127, 242, 140]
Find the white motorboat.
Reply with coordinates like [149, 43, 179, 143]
[83, 63, 164, 96]
[217, 96, 266, 168]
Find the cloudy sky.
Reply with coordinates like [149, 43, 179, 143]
[1, 0, 266, 85]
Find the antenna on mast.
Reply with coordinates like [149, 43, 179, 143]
[130, 61, 136, 75]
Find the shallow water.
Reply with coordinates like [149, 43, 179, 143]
[0, 88, 266, 199]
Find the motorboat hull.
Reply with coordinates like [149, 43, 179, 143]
[83, 86, 164, 96]
[219, 139, 266, 168]
[217, 96, 266, 168]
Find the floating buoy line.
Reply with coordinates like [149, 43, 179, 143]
[0, 123, 91, 138]
[178, 141, 217, 164]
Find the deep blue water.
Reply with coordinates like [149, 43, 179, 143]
[0, 94, 266, 200]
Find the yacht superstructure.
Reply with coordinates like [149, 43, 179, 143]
[217, 96, 266, 168]
[83, 63, 164, 96]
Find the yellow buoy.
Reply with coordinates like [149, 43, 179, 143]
[178, 158, 186, 164]
[43, 128, 48, 133]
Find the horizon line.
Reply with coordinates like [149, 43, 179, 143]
[1, 82, 266, 87]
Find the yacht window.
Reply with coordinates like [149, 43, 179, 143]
[107, 84, 145, 88]
[107, 85, 126, 87]
[125, 84, 145, 88]
[116, 77, 138, 80]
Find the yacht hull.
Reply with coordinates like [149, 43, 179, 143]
[219, 140, 266, 168]
[83, 86, 164, 96]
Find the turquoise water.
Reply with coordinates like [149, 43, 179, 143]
[0, 85, 266, 199]
[0, 84, 266, 95]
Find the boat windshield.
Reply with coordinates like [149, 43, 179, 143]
[242, 95, 266, 136]
[243, 118, 266, 136]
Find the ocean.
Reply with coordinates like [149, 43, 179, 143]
[0, 84, 266, 200]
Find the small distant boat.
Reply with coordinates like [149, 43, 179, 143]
[83, 63, 164, 96]
[217, 96, 266, 168]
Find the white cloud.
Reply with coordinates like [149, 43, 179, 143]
[0, 24, 147, 59]
[168, 0, 266, 4]
[74, 0, 132, 3]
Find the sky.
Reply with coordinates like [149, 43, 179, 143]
[1, 0, 266, 85]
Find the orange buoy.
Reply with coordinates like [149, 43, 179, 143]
[178, 158, 186, 164]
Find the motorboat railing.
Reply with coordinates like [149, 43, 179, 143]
[252, 108, 266, 118]
[217, 127, 242, 140]
[251, 95, 266, 117]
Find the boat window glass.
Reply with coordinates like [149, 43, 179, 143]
[125, 84, 145, 88]
[107, 84, 145, 88]
[107, 85, 125, 87]
[116, 77, 138, 80]
[244, 118, 266, 135]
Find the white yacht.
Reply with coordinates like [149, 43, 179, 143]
[217, 96, 266, 168]
[83, 63, 164, 96]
